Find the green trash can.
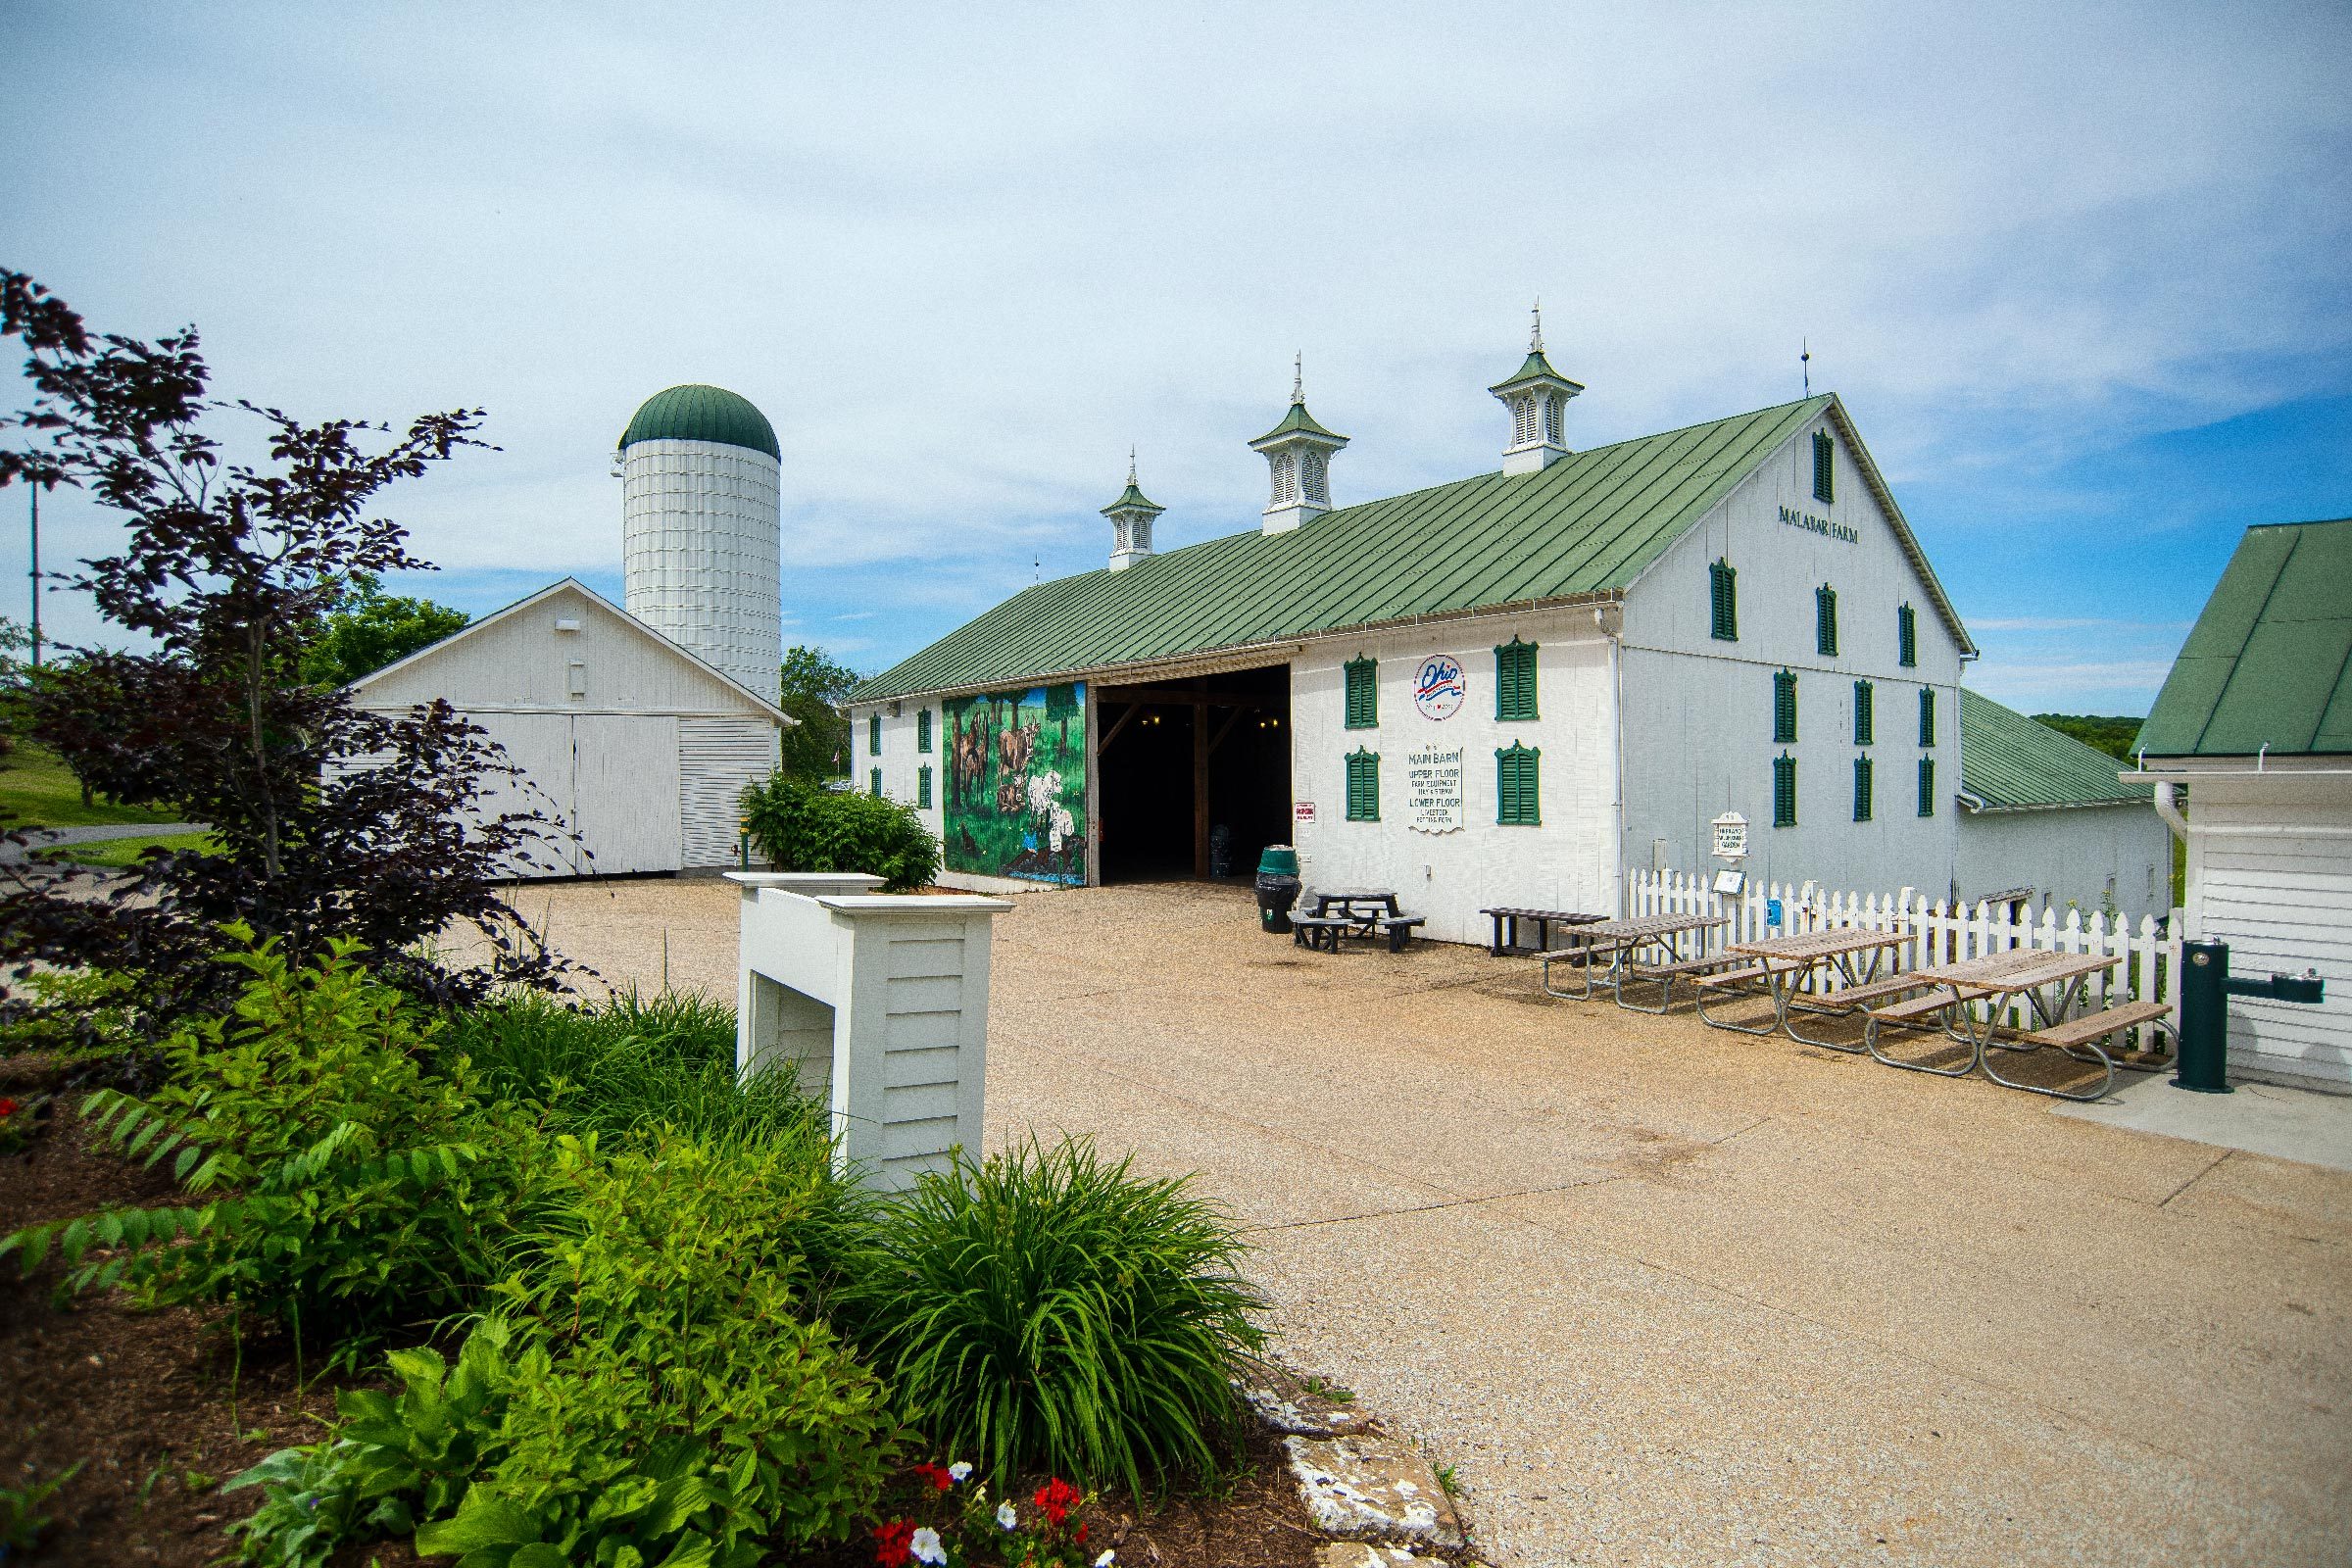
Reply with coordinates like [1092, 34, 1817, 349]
[1254, 846, 1300, 934]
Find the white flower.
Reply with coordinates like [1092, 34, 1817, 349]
[996, 1500, 1019, 1530]
[1095, 1551, 1117, 1567]
[910, 1525, 948, 1564]
[948, 1461, 972, 1483]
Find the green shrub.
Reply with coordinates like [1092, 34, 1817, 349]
[838, 1137, 1267, 1499]
[236, 1132, 898, 1567]
[446, 989, 817, 1147]
[740, 772, 940, 891]
[1, 930, 545, 1348]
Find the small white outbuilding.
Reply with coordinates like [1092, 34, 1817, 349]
[347, 578, 789, 876]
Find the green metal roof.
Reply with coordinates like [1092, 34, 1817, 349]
[1959, 690, 2146, 810]
[1249, 400, 1347, 448]
[618, 383, 780, 460]
[2136, 516, 2352, 758]
[857, 393, 1958, 702]
[1102, 480, 1162, 516]
[1489, 349, 1583, 395]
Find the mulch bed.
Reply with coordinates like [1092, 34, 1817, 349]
[0, 1053, 1332, 1568]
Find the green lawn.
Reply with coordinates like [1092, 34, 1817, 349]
[31, 831, 217, 869]
[0, 742, 178, 829]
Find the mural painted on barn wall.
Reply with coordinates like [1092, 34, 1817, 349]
[945, 683, 1087, 886]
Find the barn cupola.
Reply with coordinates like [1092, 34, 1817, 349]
[1102, 450, 1163, 572]
[1489, 303, 1582, 475]
[1248, 355, 1348, 535]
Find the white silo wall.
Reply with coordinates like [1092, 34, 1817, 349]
[621, 438, 783, 700]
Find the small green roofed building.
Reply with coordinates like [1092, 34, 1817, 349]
[847, 309, 2067, 938]
[2131, 515, 2352, 1091]
[1952, 690, 2170, 922]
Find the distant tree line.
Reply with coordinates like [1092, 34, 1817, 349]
[2031, 712, 2145, 760]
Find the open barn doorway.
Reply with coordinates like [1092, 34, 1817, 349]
[1094, 664, 1292, 883]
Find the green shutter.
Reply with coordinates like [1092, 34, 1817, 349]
[869, 712, 882, 754]
[1495, 638, 1539, 720]
[917, 709, 932, 753]
[1346, 748, 1380, 820]
[1816, 584, 1838, 657]
[1345, 657, 1378, 729]
[1897, 603, 1917, 667]
[1813, 429, 1835, 503]
[1853, 756, 1874, 822]
[1709, 559, 1738, 641]
[1774, 670, 1798, 744]
[1496, 743, 1542, 825]
[917, 764, 932, 808]
[1917, 757, 1936, 817]
[1773, 754, 1797, 827]
[1853, 679, 1874, 745]
[869, 767, 882, 799]
[1919, 689, 1936, 747]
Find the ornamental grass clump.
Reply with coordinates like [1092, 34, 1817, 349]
[839, 1137, 1267, 1500]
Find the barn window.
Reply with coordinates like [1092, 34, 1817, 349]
[1917, 757, 1936, 817]
[1816, 584, 1838, 657]
[917, 765, 932, 808]
[1897, 603, 1918, 667]
[1812, 429, 1835, 503]
[1346, 748, 1380, 821]
[1918, 688, 1936, 747]
[1774, 670, 1798, 744]
[1496, 742, 1542, 825]
[1345, 657, 1378, 728]
[1853, 680, 1874, 746]
[1853, 756, 1874, 822]
[917, 709, 932, 753]
[1773, 754, 1797, 827]
[1494, 637, 1539, 720]
[1709, 559, 1739, 641]
[869, 712, 882, 755]
[869, 767, 882, 799]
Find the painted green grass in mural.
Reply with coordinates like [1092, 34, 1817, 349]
[943, 685, 1088, 885]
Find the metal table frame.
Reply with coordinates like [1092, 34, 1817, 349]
[1868, 950, 2123, 1100]
[1539, 914, 1727, 1008]
[1700, 926, 1911, 1049]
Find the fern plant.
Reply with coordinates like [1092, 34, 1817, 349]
[1, 928, 548, 1348]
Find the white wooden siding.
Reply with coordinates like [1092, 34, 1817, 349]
[2189, 783, 2352, 1091]
[572, 713, 682, 874]
[680, 716, 780, 867]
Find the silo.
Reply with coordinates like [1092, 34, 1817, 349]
[617, 384, 783, 700]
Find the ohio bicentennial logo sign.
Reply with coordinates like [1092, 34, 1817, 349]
[1413, 655, 1465, 720]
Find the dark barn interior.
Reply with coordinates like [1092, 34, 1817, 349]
[1095, 664, 1292, 882]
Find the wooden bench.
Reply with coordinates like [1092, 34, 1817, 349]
[1290, 915, 1352, 954]
[1618, 953, 1744, 1013]
[1868, 988, 1969, 1025]
[1481, 906, 1607, 957]
[1375, 915, 1427, 953]
[1692, 964, 1773, 991]
[1815, 972, 1937, 1008]
[2021, 1000, 2172, 1052]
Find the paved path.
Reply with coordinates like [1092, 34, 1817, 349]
[524, 877, 2352, 1568]
[0, 821, 200, 864]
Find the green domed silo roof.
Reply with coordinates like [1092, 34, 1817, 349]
[618, 384, 780, 460]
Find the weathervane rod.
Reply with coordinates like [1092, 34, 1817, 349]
[1801, 337, 1811, 397]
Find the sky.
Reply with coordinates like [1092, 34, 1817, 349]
[3, 1, 2348, 715]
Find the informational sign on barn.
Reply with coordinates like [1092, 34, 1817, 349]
[1412, 655, 1465, 721]
[1405, 746, 1465, 833]
[1294, 801, 1317, 825]
[1711, 811, 1748, 859]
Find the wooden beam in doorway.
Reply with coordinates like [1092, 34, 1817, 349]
[1101, 684, 1275, 710]
[1097, 700, 1143, 756]
[1193, 707, 1210, 878]
[1206, 706, 1248, 758]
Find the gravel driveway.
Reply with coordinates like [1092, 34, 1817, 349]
[518, 875, 2352, 1568]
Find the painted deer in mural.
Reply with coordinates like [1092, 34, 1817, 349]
[997, 720, 1039, 779]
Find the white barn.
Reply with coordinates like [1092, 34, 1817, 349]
[846, 322, 2045, 942]
[2131, 515, 2351, 1093]
[348, 578, 787, 876]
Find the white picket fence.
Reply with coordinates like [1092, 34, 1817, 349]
[1626, 868, 2184, 1033]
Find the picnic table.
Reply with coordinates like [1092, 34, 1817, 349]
[1696, 925, 1913, 1048]
[1481, 906, 1608, 957]
[1864, 950, 2170, 1101]
[1539, 913, 1730, 1010]
[1291, 889, 1427, 953]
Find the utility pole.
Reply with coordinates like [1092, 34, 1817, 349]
[26, 480, 39, 668]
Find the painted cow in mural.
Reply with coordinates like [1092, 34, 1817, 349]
[997, 720, 1039, 779]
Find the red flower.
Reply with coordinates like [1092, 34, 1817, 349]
[909, 1460, 954, 1492]
[1076, 1521, 1089, 1544]
[0, 1099, 18, 1117]
[1032, 1477, 1080, 1527]
[871, 1518, 916, 1564]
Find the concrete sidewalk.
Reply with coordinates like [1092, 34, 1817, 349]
[523, 877, 2352, 1568]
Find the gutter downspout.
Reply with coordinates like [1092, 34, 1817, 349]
[1598, 600, 1627, 916]
[2152, 780, 2188, 844]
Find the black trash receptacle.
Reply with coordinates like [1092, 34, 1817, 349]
[1253, 845, 1301, 934]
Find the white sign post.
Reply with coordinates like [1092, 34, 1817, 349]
[1405, 746, 1464, 833]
